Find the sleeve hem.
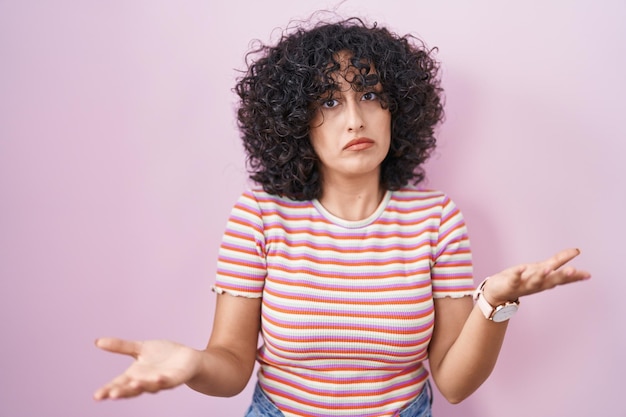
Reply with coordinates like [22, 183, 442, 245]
[432, 291, 474, 299]
[211, 285, 263, 299]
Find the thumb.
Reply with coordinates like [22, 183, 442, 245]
[95, 337, 142, 358]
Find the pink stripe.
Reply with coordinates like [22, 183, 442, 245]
[262, 293, 434, 312]
[265, 265, 432, 279]
[267, 276, 430, 291]
[266, 239, 434, 252]
[263, 314, 433, 335]
[263, 367, 425, 395]
[262, 376, 427, 416]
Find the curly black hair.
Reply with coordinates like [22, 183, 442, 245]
[235, 17, 444, 201]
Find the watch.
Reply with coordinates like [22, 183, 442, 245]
[473, 277, 520, 322]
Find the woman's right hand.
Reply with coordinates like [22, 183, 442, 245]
[93, 337, 202, 400]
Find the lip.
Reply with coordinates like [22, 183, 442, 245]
[343, 137, 375, 151]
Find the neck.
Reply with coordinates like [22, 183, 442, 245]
[317, 174, 385, 221]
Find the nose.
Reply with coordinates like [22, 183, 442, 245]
[345, 99, 364, 132]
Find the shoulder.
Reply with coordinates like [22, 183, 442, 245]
[389, 187, 456, 210]
[234, 188, 314, 218]
[387, 188, 467, 227]
[241, 187, 311, 206]
[391, 187, 447, 200]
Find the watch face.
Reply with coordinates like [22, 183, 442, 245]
[492, 304, 518, 322]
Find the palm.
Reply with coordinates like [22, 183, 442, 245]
[94, 338, 200, 400]
[484, 248, 590, 305]
[129, 340, 196, 378]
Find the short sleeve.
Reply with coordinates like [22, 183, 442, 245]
[212, 190, 267, 298]
[431, 195, 475, 298]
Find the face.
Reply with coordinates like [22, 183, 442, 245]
[309, 51, 391, 184]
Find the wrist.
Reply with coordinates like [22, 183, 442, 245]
[480, 277, 513, 306]
[473, 277, 520, 322]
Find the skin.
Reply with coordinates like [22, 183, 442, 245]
[308, 52, 391, 220]
[93, 51, 591, 404]
[94, 293, 261, 400]
[427, 248, 589, 403]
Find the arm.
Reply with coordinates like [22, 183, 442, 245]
[427, 248, 590, 404]
[93, 293, 261, 400]
[187, 292, 261, 396]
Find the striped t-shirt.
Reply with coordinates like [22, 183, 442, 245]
[213, 187, 474, 417]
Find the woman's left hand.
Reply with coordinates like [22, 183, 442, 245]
[481, 248, 591, 305]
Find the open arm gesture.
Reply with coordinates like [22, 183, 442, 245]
[428, 247, 590, 403]
[93, 294, 262, 401]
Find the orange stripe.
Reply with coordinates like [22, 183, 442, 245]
[262, 315, 433, 335]
[264, 251, 432, 267]
[265, 277, 431, 293]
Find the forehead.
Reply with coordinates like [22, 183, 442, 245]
[325, 50, 379, 88]
[332, 50, 374, 71]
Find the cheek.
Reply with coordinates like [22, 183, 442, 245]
[309, 123, 336, 157]
[308, 114, 327, 151]
[379, 113, 392, 141]
[368, 106, 391, 127]
[309, 110, 323, 130]
[308, 130, 326, 160]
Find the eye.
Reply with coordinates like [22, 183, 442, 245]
[361, 91, 379, 101]
[320, 98, 339, 109]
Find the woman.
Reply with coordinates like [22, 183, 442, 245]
[93, 17, 590, 417]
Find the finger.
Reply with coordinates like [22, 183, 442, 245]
[93, 387, 109, 401]
[544, 248, 581, 271]
[109, 379, 146, 399]
[104, 375, 171, 400]
[110, 379, 150, 399]
[135, 374, 171, 394]
[95, 337, 141, 357]
[94, 375, 131, 401]
[95, 375, 146, 400]
[545, 267, 591, 287]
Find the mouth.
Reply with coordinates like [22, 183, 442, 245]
[343, 137, 375, 151]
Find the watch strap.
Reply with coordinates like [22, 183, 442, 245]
[473, 277, 520, 322]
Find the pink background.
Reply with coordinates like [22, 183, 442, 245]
[1, 1, 624, 416]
